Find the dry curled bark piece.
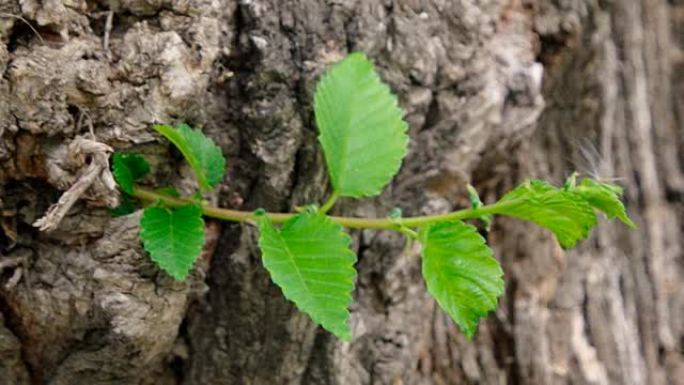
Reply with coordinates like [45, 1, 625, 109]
[0, 254, 28, 290]
[33, 136, 118, 231]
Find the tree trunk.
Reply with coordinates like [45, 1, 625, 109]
[0, 0, 681, 384]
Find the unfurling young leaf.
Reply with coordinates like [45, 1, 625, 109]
[256, 210, 357, 340]
[153, 123, 226, 192]
[466, 184, 493, 231]
[314, 52, 409, 198]
[112, 153, 150, 194]
[571, 178, 636, 228]
[139, 205, 205, 280]
[490, 180, 597, 249]
[420, 221, 504, 338]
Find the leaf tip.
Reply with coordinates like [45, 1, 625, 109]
[338, 330, 353, 342]
[168, 270, 190, 281]
[622, 216, 637, 229]
[462, 328, 476, 340]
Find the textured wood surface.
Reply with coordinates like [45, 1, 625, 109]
[0, 0, 681, 384]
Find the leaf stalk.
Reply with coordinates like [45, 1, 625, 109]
[319, 191, 339, 214]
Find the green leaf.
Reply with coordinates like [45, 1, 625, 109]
[155, 187, 181, 198]
[573, 178, 636, 228]
[153, 123, 226, 192]
[110, 194, 137, 217]
[256, 211, 357, 340]
[139, 204, 205, 280]
[492, 180, 597, 249]
[420, 221, 504, 338]
[314, 52, 409, 198]
[467, 184, 492, 231]
[112, 153, 150, 194]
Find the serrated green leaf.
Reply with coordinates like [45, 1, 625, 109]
[153, 123, 226, 192]
[256, 211, 357, 340]
[573, 178, 636, 228]
[420, 221, 504, 338]
[314, 52, 409, 198]
[112, 153, 150, 194]
[139, 205, 205, 280]
[492, 180, 597, 248]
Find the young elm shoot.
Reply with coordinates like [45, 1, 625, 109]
[111, 53, 635, 341]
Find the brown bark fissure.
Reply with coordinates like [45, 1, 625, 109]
[0, 0, 681, 384]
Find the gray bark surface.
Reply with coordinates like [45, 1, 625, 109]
[0, 0, 681, 384]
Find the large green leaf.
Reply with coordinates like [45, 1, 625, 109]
[112, 153, 150, 194]
[153, 123, 226, 192]
[257, 211, 357, 340]
[572, 178, 636, 228]
[139, 205, 205, 280]
[491, 180, 597, 248]
[420, 221, 504, 338]
[314, 52, 409, 198]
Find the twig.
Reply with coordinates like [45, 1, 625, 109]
[76, 107, 96, 138]
[33, 160, 105, 231]
[33, 138, 115, 231]
[132, 186, 518, 230]
[0, 255, 28, 290]
[103, 11, 113, 57]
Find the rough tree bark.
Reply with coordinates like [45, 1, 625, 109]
[0, 0, 681, 384]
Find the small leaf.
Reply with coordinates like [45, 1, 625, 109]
[256, 211, 357, 340]
[492, 180, 597, 248]
[420, 221, 504, 338]
[573, 178, 636, 228]
[110, 194, 137, 217]
[153, 123, 226, 191]
[314, 52, 409, 198]
[139, 204, 205, 280]
[112, 153, 150, 194]
[388, 207, 403, 220]
[467, 184, 492, 231]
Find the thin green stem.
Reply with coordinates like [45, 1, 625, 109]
[399, 227, 419, 239]
[132, 186, 517, 230]
[319, 191, 339, 214]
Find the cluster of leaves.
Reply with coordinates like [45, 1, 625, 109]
[112, 123, 225, 279]
[112, 53, 634, 341]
